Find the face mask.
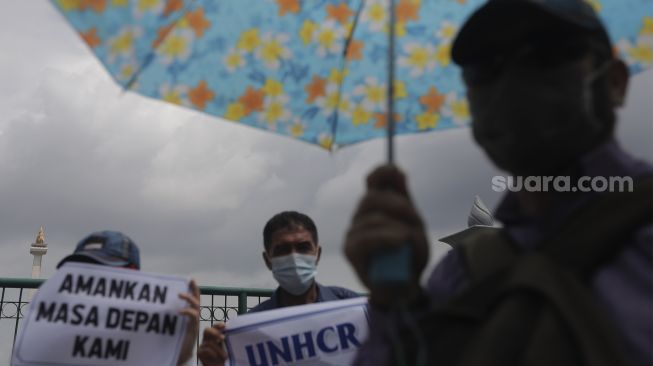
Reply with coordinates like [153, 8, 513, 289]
[269, 253, 317, 295]
[469, 60, 613, 176]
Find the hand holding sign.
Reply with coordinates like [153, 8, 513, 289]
[12, 262, 192, 366]
[224, 297, 368, 366]
[178, 280, 201, 366]
[198, 322, 228, 366]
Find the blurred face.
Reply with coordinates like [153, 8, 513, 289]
[263, 226, 321, 268]
[462, 37, 622, 176]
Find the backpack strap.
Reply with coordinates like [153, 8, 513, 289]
[459, 176, 653, 281]
[443, 178, 651, 366]
[543, 176, 653, 276]
[454, 227, 515, 283]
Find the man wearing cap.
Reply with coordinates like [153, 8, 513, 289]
[344, 0, 652, 365]
[198, 211, 359, 366]
[58, 231, 201, 366]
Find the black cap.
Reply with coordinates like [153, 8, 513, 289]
[452, 0, 612, 66]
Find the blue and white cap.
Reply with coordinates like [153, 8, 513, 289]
[57, 230, 141, 269]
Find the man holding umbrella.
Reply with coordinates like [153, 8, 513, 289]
[345, 0, 652, 365]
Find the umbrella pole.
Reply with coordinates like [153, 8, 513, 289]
[386, 0, 397, 164]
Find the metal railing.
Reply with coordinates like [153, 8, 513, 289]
[0, 277, 273, 364]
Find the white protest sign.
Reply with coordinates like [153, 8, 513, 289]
[225, 297, 368, 366]
[12, 262, 189, 366]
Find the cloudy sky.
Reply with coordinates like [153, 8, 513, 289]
[1, 2, 651, 295]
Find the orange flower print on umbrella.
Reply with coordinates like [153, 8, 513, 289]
[51, 0, 653, 151]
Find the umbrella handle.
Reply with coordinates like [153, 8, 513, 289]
[367, 0, 415, 291]
[386, 0, 397, 164]
[368, 244, 412, 286]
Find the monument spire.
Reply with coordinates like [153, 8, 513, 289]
[30, 226, 48, 278]
[36, 226, 45, 245]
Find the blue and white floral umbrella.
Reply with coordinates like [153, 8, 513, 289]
[51, 0, 653, 152]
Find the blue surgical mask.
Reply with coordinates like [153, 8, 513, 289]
[270, 253, 317, 295]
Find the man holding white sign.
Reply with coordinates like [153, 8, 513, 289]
[12, 231, 200, 366]
[198, 212, 360, 366]
[224, 297, 368, 366]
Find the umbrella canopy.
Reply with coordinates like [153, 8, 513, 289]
[51, 0, 652, 151]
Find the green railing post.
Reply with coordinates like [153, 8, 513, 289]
[237, 291, 247, 315]
[12, 288, 23, 347]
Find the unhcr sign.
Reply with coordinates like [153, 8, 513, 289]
[225, 297, 368, 366]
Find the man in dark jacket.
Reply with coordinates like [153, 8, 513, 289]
[199, 211, 359, 366]
[344, 0, 651, 365]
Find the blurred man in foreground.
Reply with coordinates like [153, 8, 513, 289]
[58, 230, 200, 366]
[345, 0, 652, 365]
[198, 211, 359, 366]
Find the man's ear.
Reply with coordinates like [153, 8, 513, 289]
[608, 59, 629, 107]
[316, 246, 322, 265]
[263, 251, 272, 270]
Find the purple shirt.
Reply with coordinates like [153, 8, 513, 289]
[355, 140, 652, 365]
[248, 283, 360, 313]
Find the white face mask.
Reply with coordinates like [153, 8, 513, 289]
[269, 253, 317, 295]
